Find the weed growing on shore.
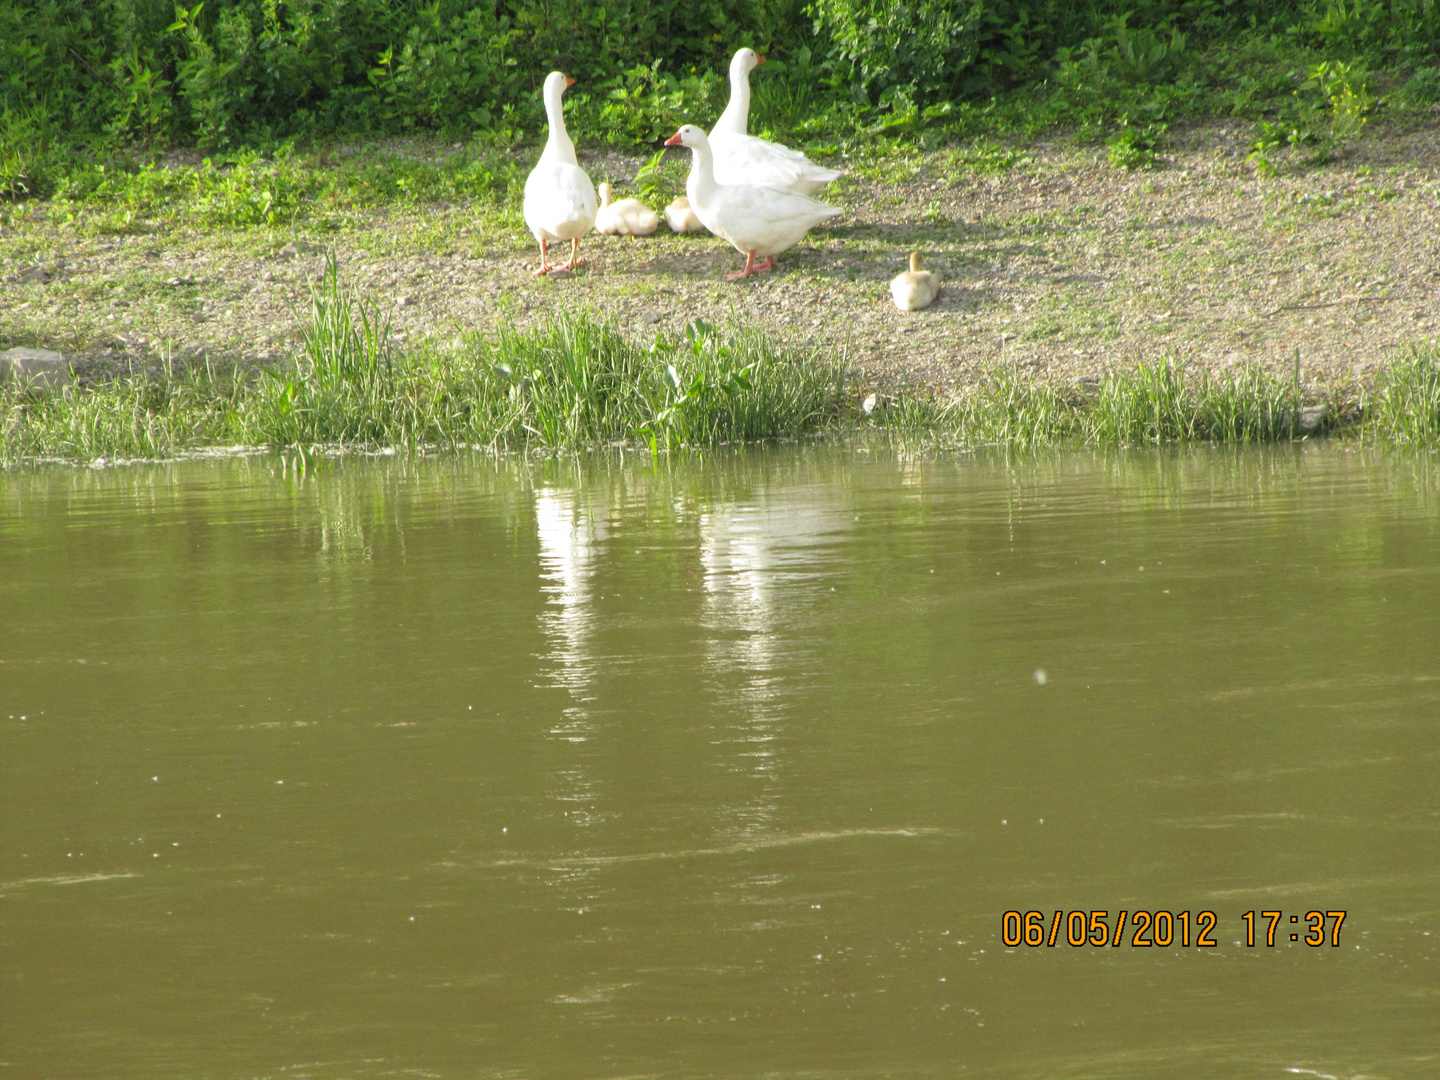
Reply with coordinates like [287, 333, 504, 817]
[1361, 346, 1440, 444]
[860, 357, 1322, 449]
[1086, 359, 1307, 443]
[2, 356, 235, 460]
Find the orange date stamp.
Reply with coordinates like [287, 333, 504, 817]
[1001, 909, 1347, 948]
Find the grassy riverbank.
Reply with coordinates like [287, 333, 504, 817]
[5, 270, 1439, 463]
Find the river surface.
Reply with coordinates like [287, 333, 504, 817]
[3, 443, 1438, 1079]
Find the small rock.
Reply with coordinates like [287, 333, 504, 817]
[1299, 403, 1328, 434]
[278, 240, 320, 260]
[262, 271, 276, 282]
[397, 296, 412, 307]
[19, 266, 48, 284]
[1, 347, 73, 390]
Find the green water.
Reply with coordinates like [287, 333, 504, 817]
[3, 445, 1438, 1079]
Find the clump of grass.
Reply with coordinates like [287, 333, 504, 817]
[232, 258, 401, 446]
[953, 367, 1078, 446]
[1362, 346, 1440, 444]
[859, 367, 1078, 448]
[32, 142, 528, 234]
[2, 361, 236, 460]
[865, 357, 1324, 448]
[233, 268, 841, 451]
[1086, 359, 1306, 444]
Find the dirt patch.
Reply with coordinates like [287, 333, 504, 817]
[3, 120, 1439, 397]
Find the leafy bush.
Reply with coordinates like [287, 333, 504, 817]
[806, 0, 986, 106]
[577, 61, 725, 145]
[1, 101, 59, 199]
[1398, 64, 1440, 103]
[1106, 110, 1168, 168]
[1246, 57, 1373, 172]
[1303, 0, 1440, 62]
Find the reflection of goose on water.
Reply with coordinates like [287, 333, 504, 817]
[700, 497, 847, 615]
[534, 487, 605, 705]
[535, 488, 595, 616]
[700, 496, 851, 677]
[699, 495, 852, 842]
[534, 487, 607, 839]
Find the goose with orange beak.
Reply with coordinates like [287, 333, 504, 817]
[707, 48, 841, 196]
[522, 72, 598, 275]
[664, 124, 840, 281]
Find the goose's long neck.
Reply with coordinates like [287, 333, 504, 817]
[543, 84, 577, 164]
[712, 59, 751, 136]
[685, 138, 720, 204]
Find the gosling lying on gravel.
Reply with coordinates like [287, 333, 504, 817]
[889, 251, 940, 311]
[595, 182, 660, 236]
[664, 196, 706, 233]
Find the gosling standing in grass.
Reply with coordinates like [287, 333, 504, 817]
[889, 251, 940, 311]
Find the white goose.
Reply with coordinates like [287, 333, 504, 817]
[522, 72, 598, 275]
[664, 125, 840, 280]
[709, 48, 841, 196]
[595, 182, 660, 236]
[890, 252, 940, 310]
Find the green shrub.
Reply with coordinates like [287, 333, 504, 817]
[1364, 347, 1440, 444]
[1398, 64, 1440, 103]
[806, 0, 986, 106]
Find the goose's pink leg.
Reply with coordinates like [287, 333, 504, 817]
[532, 239, 552, 276]
[726, 251, 775, 281]
[559, 237, 585, 271]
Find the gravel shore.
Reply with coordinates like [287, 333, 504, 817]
[4, 120, 1439, 398]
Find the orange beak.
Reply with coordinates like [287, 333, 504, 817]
[664, 131, 684, 147]
[565, 76, 576, 87]
[757, 54, 766, 64]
